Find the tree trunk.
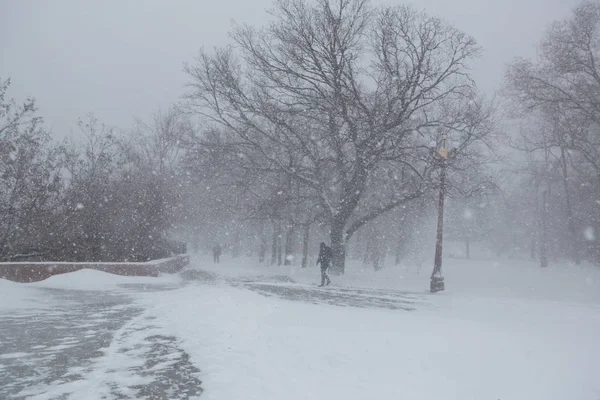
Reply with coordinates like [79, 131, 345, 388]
[259, 242, 266, 263]
[352, 229, 363, 260]
[363, 231, 372, 265]
[560, 147, 580, 265]
[395, 227, 405, 266]
[330, 219, 346, 274]
[232, 230, 241, 258]
[540, 190, 549, 268]
[271, 221, 278, 265]
[277, 222, 283, 266]
[465, 237, 470, 259]
[259, 224, 267, 263]
[284, 224, 295, 266]
[328, 161, 368, 275]
[301, 223, 310, 268]
[372, 234, 383, 271]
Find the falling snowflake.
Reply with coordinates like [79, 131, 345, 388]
[76, 203, 84, 210]
[583, 227, 596, 241]
[463, 209, 473, 219]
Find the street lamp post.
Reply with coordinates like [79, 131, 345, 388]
[430, 134, 448, 293]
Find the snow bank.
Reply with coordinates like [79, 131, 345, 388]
[28, 268, 182, 291]
[0, 255, 189, 283]
[1, 268, 182, 312]
[0, 257, 178, 265]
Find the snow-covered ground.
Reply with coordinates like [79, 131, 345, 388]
[139, 255, 600, 400]
[0, 271, 195, 400]
[1, 255, 599, 399]
[193, 252, 600, 303]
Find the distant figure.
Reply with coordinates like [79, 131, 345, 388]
[213, 244, 222, 263]
[316, 242, 332, 287]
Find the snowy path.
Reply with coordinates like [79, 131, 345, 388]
[0, 282, 202, 400]
[0, 288, 139, 398]
[183, 269, 429, 311]
[235, 281, 428, 311]
[0, 267, 431, 400]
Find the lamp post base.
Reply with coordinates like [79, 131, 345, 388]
[430, 275, 445, 293]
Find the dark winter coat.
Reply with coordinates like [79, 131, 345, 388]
[317, 245, 332, 269]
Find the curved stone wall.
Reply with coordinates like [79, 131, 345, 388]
[0, 255, 189, 283]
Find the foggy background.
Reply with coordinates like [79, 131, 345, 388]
[1, 0, 580, 137]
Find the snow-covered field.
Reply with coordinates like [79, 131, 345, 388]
[1, 254, 599, 399]
[143, 255, 600, 400]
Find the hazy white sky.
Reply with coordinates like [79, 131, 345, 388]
[0, 0, 580, 138]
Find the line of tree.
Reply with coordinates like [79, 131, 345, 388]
[2, 0, 599, 269]
[500, 1, 600, 266]
[0, 81, 188, 262]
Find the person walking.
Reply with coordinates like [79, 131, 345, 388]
[316, 242, 332, 287]
[213, 244, 222, 263]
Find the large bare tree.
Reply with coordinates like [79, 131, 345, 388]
[184, 0, 489, 273]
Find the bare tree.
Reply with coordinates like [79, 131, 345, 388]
[129, 107, 190, 239]
[506, 2, 600, 180]
[505, 2, 600, 264]
[0, 78, 62, 261]
[184, 0, 489, 273]
[58, 114, 122, 261]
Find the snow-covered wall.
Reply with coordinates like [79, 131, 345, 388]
[0, 255, 189, 283]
